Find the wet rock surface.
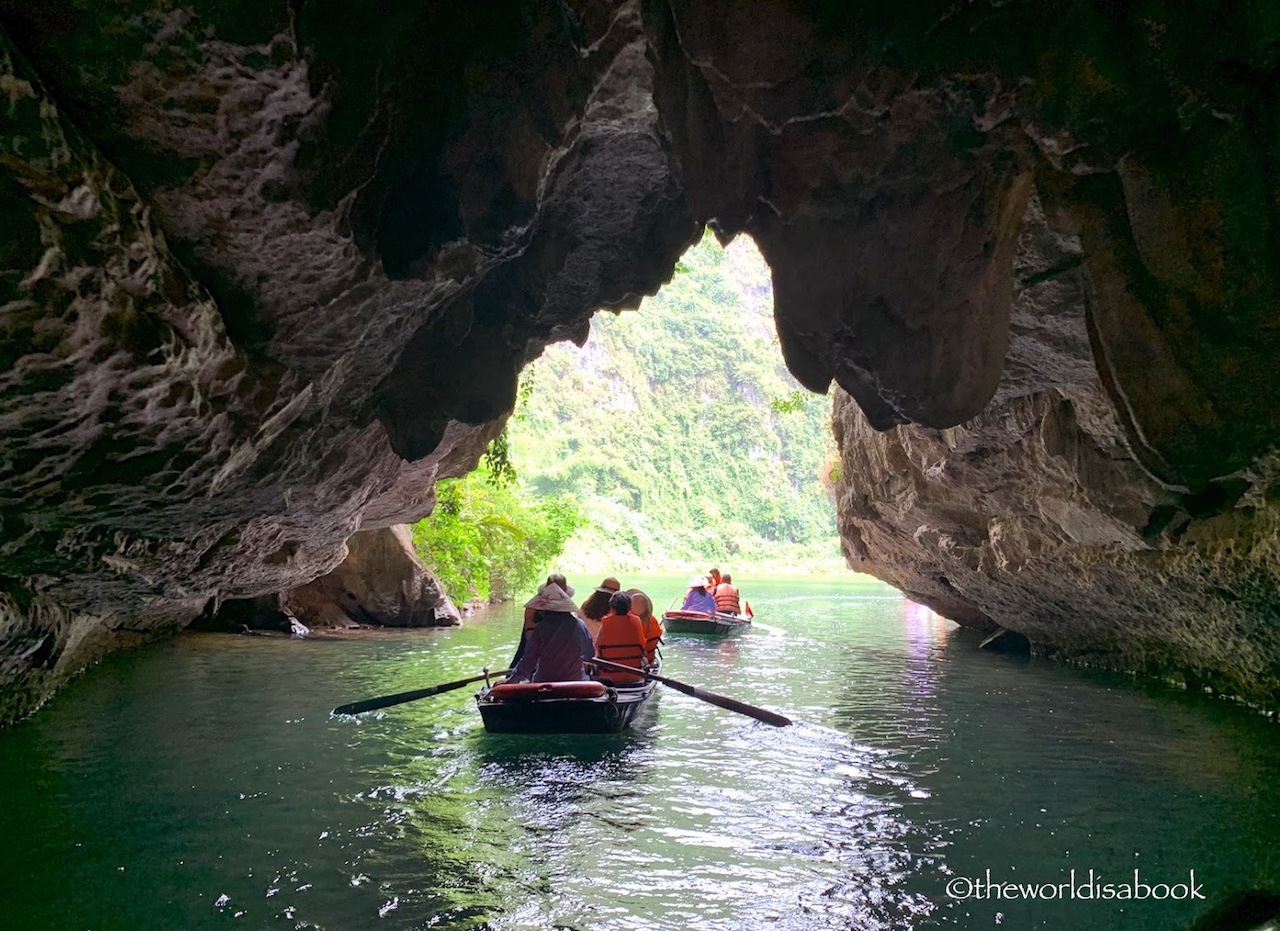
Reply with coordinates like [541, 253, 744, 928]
[2, 1, 1279, 719]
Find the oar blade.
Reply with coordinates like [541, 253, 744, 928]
[332, 669, 511, 715]
[333, 688, 434, 715]
[684, 685, 791, 727]
[591, 658, 791, 727]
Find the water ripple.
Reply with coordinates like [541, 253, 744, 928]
[1, 582, 1278, 930]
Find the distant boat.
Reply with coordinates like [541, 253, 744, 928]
[662, 609, 752, 637]
[474, 677, 657, 733]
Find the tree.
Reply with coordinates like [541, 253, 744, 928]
[411, 468, 582, 604]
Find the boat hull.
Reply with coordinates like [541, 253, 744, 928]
[662, 610, 751, 637]
[476, 681, 657, 734]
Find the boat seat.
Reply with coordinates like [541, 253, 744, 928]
[488, 681, 607, 701]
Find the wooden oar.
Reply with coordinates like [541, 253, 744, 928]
[591, 658, 791, 727]
[333, 668, 511, 715]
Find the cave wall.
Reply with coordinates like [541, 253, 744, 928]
[637, 0, 1280, 703]
[832, 195, 1280, 705]
[640, 0, 1280, 491]
[2, 0, 1280, 719]
[279, 525, 462, 630]
[0, 1, 697, 722]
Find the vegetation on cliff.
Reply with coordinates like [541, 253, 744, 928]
[412, 232, 841, 599]
[512, 233, 841, 575]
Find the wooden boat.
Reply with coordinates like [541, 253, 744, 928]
[475, 677, 658, 734]
[661, 609, 752, 637]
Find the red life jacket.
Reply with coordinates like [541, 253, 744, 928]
[714, 583, 741, 614]
[594, 612, 647, 682]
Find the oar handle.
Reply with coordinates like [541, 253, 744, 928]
[333, 668, 513, 715]
[590, 659, 791, 727]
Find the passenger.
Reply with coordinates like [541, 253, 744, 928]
[713, 572, 742, 616]
[626, 588, 663, 664]
[592, 590, 648, 684]
[508, 584, 594, 683]
[579, 576, 621, 641]
[511, 572, 573, 667]
[681, 575, 718, 614]
[707, 567, 722, 591]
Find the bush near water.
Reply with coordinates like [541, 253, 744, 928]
[412, 233, 844, 603]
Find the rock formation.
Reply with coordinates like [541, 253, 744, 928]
[0, 1, 697, 722]
[189, 525, 461, 633]
[281, 525, 462, 630]
[833, 195, 1280, 706]
[2, 0, 1278, 720]
[641, 0, 1279, 709]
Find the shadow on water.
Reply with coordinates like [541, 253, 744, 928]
[320, 721, 661, 928]
[470, 724, 660, 792]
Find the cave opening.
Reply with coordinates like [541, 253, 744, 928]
[408, 228, 847, 607]
[507, 229, 843, 576]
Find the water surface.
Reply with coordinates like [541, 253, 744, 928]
[1, 576, 1277, 930]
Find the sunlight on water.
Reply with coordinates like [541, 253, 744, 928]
[1, 576, 1278, 930]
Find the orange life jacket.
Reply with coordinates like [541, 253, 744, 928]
[639, 612, 663, 662]
[714, 583, 741, 614]
[594, 612, 647, 682]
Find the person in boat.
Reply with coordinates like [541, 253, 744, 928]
[626, 588, 663, 663]
[712, 572, 742, 616]
[579, 576, 621, 640]
[592, 590, 649, 685]
[507, 583, 595, 683]
[511, 572, 573, 666]
[681, 575, 718, 614]
[707, 567, 722, 591]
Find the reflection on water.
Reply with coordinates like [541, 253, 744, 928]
[0, 576, 1278, 930]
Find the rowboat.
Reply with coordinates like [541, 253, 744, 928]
[661, 609, 752, 637]
[475, 678, 658, 734]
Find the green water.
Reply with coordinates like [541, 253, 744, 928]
[1, 576, 1278, 930]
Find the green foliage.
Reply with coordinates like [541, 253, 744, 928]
[509, 230, 841, 572]
[770, 389, 811, 414]
[480, 431, 518, 487]
[479, 371, 536, 487]
[411, 469, 582, 604]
